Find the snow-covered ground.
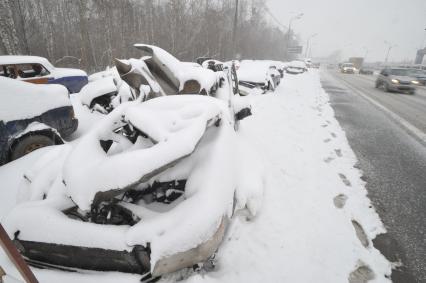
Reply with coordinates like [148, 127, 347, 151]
[0, 70, 391, 282]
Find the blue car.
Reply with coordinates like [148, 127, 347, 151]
[0, 77, 78, 165]
[0, 55, 88, 93]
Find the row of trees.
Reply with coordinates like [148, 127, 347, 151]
[0, 0, 296, 73]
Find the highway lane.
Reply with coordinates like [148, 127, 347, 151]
[321, 71, 426, 283]
[333, 73, 426, 139]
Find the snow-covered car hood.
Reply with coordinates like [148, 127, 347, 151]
[237, 60, 272, 83]
[0, 77, 71, 123]
[62, 95, 228, 210]
[52, 67, 87, 79]
[288, 60, 307, 69]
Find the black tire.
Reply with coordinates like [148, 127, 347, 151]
[409, 90, 416, 95]
[11, 134, 55, 161]
[383, 83, 390, 92]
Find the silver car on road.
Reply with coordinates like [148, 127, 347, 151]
[375, 68, 420, 94]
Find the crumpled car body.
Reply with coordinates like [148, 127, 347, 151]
[4, 95, 263, 278]
[81, 44, 244, 116]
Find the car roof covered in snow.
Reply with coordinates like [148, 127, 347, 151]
[0, 55, 55, 70]
[0, 77, 71, 122]
[288, 60, 307, 68]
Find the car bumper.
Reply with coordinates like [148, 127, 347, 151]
[389, 84, 416, 92]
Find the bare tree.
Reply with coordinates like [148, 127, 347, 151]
[0, 0, 297, 72]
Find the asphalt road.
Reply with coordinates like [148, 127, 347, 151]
[320, 71, 426, 283]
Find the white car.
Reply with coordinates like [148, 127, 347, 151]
[286, 60, 308, 74]
[340, 63, 356, 74]
[237, 60, 280, 91]
[0, 55, 88, 93]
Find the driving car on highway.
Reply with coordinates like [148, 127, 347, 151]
[375, 68, 420, 94]
[340, 63, 356, 74]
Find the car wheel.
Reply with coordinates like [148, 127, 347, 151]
[11, 134, 55, 161]
[409, 90, 416, 95]
[383, 83, 390, 92]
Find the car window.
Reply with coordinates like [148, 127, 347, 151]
[389, 69, 409, 76]
[0, 65, 6, 77]
[0, 65, 18, 79]
[15, 63, 50, 78]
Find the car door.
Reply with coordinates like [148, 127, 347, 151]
[15, 63, 52, 84]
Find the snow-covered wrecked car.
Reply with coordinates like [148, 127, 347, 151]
[0, 55, 88, 93]
[196, 57, 242, 97]
[236, 60, 280, 92]
[3, 93, 263, 280]
[81, 45, 221, 114]
[0, 77, 78, 166]
[285, 60, 308, 75]
[80, 44, 251, 124]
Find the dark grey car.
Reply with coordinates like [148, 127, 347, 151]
[375, 68, 420, 94]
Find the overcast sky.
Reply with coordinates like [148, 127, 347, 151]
[266, 0, 426, 62]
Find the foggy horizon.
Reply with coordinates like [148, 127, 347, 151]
[267, 0, 426, 63]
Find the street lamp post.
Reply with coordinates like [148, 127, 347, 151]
[305, 33, 318, 58]
[363, 46, 369, 60]
[286, 13, 303, 59]
[421, 28, 426, 49]
[384, 41, 397, 64]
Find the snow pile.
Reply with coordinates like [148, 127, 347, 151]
[0, 77, 71, 122]
[3, 94, 263, 276]
[191, 70, 391, 283]
[63, 96, 224, 210]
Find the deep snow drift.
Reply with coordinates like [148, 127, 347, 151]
[0, 70, 391, 282]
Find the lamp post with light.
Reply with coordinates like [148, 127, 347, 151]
[384, 41, 397, 64]
[286, 13, 303, 59]
[305, 33, 318, 58]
